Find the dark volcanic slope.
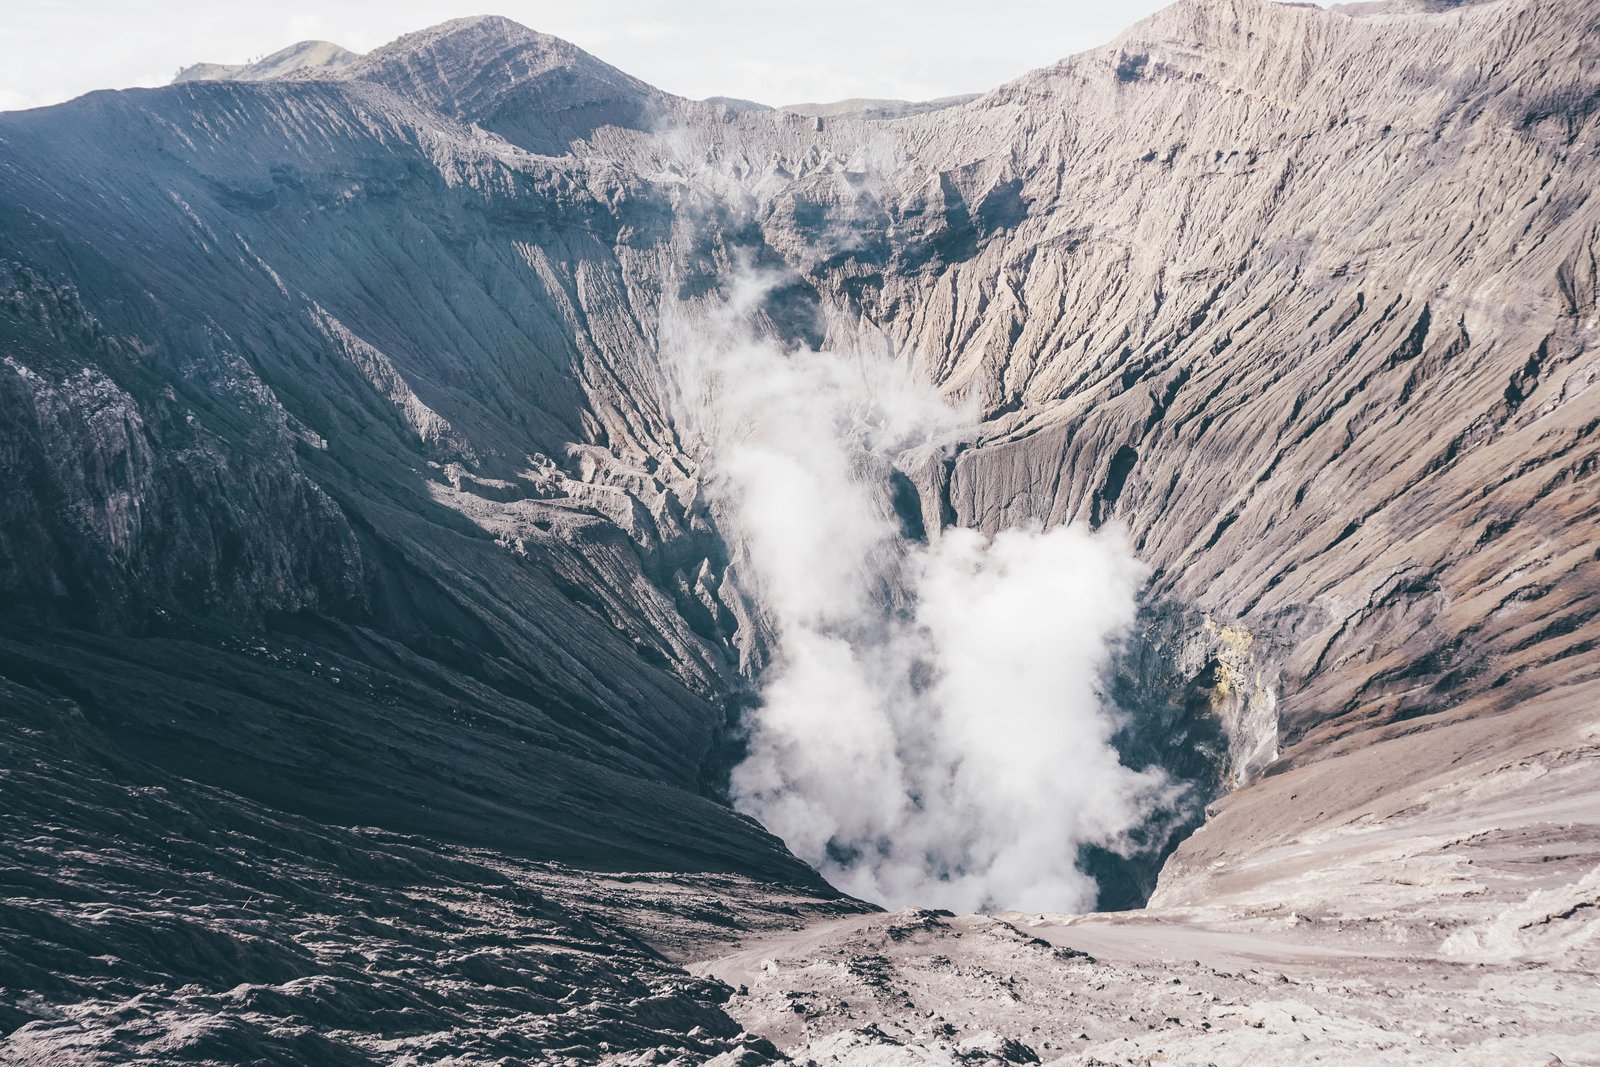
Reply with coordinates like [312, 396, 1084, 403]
[0, 682, 850, 1064]
[0, 74, 813, 885]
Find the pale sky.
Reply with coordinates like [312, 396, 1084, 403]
[0, 1, 1174, 113]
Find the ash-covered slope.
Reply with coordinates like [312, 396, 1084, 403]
[817, 0, 1600, 902]
[3, 0, 1599, 1062]
[1, 58, 851, 1059]
[894, 0, 1600, 774]
[0, 74, 817, 885]
[1, 687, 854, 1064]
[607, 0, 1599, 785]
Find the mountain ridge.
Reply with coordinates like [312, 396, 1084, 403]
[173, 39, 360, 84]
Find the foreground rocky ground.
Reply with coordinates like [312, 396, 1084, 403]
[9, 672, 1594, 1065]
[689, 705, 1600, 1065]
[0, 687, 859, 1065]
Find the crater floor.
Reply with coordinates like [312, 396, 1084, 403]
[687, 697, 1600, 1064]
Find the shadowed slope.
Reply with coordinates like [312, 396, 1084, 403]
[0, 78, 820, 886]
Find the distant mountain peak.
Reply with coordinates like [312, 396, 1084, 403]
[349, 13, 571, 63]
[341, 13, 628, 87]
[778, 95, 980, 122]
[169, 15, 672, 155]
[172, 40, 359, 84]
[333, 15, 671, 154]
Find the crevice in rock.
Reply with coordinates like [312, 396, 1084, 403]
[1090, 445, 1140, 529]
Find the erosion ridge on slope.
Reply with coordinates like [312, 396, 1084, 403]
[2, 0, 1599, 1062]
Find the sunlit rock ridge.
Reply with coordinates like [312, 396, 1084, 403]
[1, 0, 1597, 1062]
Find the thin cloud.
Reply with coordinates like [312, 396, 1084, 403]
[1, 1, 1170, 112]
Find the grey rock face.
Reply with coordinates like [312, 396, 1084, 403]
[891, 0, 1600, 782]
[3, 0, 1598, 1060]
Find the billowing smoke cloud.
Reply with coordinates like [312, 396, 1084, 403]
[663, 271, 1174, 915]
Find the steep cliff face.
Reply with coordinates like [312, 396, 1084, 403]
[834, 0, 1600, 904]
[570, 0, 1600, 897]
[3, 0, 1598, 1061]
[666, 0, 1600, 785]
[888, 0, 1600, 779]
[554, 0, 1600, 790]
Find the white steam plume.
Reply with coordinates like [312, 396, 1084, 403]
[663, 270, 1173, 915]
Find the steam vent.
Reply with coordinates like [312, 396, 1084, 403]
[2, 1, 1598, 1063]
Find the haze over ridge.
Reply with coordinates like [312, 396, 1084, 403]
[0, 0, 1173, 113]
